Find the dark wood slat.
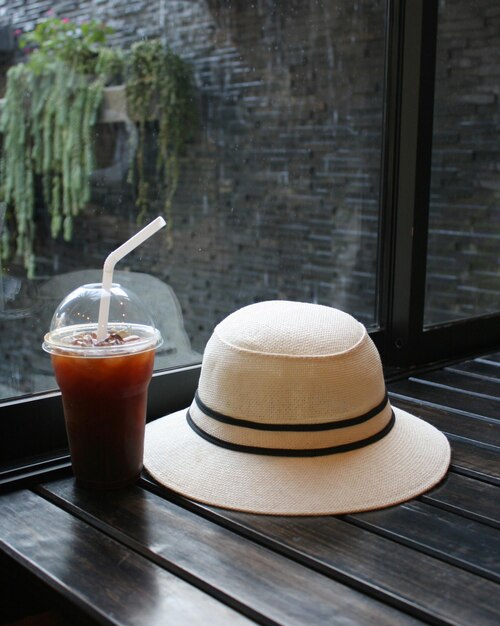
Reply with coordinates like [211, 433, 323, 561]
[416, 369, 500, 398]
[350, 501, 500, 583]
[0, 551, 98, 626]
[37, 479, 424, 626]
[482, 352, 500, 364]
[450, 438, 500, 485]
[182, 502, 500, 626]
[0, 489, 253, 626]
[0, 456, 71, 493]
[389, 378, 500, 421]
[449, 360, 500, 381]
[389, 394, 500, 448]
[421, 473, 500, 528]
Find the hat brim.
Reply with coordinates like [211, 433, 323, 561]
[143, 406, 450, 516]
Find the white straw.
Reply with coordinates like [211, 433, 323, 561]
[96, 216, 166, 341]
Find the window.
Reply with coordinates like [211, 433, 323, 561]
[0, 0, 387, 401]
[1, 0, 500, 481]
[425, 0, 500, 325]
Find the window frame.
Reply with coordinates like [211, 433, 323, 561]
[1, 0, 500, 488]
[379, 0, 500, 367]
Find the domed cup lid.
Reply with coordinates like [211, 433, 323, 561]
[42, 283, 162, 357]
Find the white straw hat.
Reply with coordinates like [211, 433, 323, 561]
[144, 301, 450, 515]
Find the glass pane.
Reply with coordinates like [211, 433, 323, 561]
[425, 0, 500, 326]
[0, 1, 386, 400]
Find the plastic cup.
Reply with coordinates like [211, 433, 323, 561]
[43, 283, 162, 489]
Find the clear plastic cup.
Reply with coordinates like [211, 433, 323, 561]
[43, 283, 162, 489]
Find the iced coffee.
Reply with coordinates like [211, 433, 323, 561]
[43, 283, 162, 489]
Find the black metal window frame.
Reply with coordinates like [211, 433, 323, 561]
[377, 0, 500, 366]
[1, 0, 500, 488]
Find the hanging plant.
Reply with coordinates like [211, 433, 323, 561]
[126, 39, 197, 237]
[0, 17, 120, 277]
[0, 16, 197, 277]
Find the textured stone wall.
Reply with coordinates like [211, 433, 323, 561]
[0, 0, 385, 358]
[426, 0, 500, 323]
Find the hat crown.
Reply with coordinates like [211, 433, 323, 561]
[215, 300, 365, 357]
[198, 300, 386, 428]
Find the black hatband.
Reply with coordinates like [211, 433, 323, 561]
[186, 409, 396, 457]
[194, 389, 389, 432]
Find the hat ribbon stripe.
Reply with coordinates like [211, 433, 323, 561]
[186, 409, 396, 457]
[194, 389, 389, 432]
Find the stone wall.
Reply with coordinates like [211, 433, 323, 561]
[426, 0, 500, 323]
[0, 0, 385, 356]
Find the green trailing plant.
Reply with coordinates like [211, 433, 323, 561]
[0, 18, 120, 277]
[126, 39, 197, 236]
[0, 16, 196, 277]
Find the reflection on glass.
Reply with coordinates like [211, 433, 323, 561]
[0, 1, 386, 400]
[425, 1, 500, 326]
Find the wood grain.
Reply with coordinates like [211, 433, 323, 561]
[416, 368, 500, 398]
[481, 353, 500, 364]
[197, 503, 500, 626]
[449, 359, 500, 381]
[0, 489, 253, 626]
[421, 472, 500, 528]
[389, 378, 500, 421]
[350, 500, 500, 582]
[388, 394, 500, 447]
[449, 438, 500, 484]
[37, 479, 423, 626]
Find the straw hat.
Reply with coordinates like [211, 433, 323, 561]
[144, 301, 450, 515]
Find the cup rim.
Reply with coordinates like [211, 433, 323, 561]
[43, 322, 162, 358]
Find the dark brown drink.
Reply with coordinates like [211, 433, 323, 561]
[43, 280, 162, 489]
[51, 346, 155, 488]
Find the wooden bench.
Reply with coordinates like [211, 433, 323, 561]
[0, 353, 499, 625]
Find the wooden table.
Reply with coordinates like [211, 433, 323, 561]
[1, 353, 499, 625]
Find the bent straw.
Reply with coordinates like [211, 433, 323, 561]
[96, 216, 166, 341]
